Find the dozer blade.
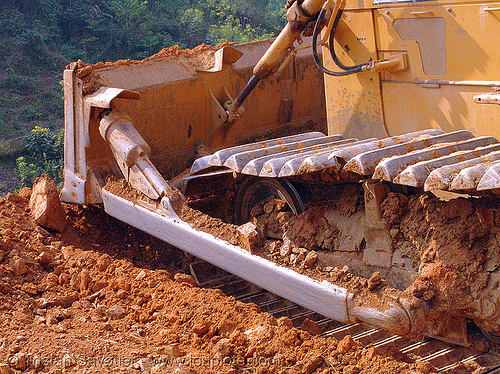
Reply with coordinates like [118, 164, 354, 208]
[101, 188, 425, 338]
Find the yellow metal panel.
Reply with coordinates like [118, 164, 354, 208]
[374, 3, 500, 138]
[374, 3, 500, 81]
[381, 82, 498, 136]
[324, 10, 388, 139]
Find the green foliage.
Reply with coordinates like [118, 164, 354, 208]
[0, 0, 288, 193]
[16, 126, 64, 187]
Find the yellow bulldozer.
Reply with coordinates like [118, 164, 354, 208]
[61, 0, 500, 346]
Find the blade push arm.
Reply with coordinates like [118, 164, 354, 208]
[224, 0, 326, 125]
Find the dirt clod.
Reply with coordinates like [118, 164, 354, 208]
[304, 250, 318, 268]
[302, 318, 321, 336]
[29, 174, 67, 233]
[367, 272, 383, 291]
[237, 222, 262, 253]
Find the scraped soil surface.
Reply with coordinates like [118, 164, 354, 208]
[0, 189, 440, 374]
[68, 42, 233, 94]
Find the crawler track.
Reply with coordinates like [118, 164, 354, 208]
[189, 259, 500, 373]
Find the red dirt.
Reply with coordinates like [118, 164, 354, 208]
[67, 42, 234, 94]
[384, 193, 500, 312]
[0, 185, 436, 373]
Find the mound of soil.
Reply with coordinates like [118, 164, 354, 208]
[0, 183, 434, 373]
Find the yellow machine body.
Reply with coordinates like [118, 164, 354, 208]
[324, 0, 500, 139]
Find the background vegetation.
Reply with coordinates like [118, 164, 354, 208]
[0, 0, 286, 194]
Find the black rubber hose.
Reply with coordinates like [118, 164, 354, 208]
[328, 9, 368, 71]
[312, 7, 366, 76]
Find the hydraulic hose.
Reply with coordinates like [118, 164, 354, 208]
[328, 8, 368, 71]
[312, 7, 368, 76]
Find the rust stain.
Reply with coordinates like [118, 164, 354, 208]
[393, 136, 404, 144]
[376, 140, 387, 148]
[280, 145, 289, 152]
[430, 149, 442, 158]
[422, 139, 431, 147]
[297, 142, 305, 149]
[276, 139, 285, 145]
[405, 143, 416, 152]
[456, 155, 467, 162]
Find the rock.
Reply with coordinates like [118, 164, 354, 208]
[91, 279, 107, 293]
[136, 269, 148, 281]
[212, 338, 232, 357]
[277, 316, 293, 328]
[45, 273, 59, 289]
[304, 355, 323, 374]
[0, 363, 10, 374]
[46, 312, 59, 325]
[39, 292, 79, 308]
[343, 365, 360, 374]
[5, 193, 26, 204]
[237, 222, 262, 253]
[151, 364, 167, 373]
[135, 358, 151, 372]
[29, 174, 67, 233]
[158, 343, 182, 358]
[192, 320, 210, 336]
[337, 335, 356, 354]
[389, 228, 400, 238]
[415, 360, 436, 374]
[267, 241, 281, 254]
[8, 344, 20, 354]
[106, 305, 127, 320]
[96, 255, 111, 271]
[273, 199, 287, 212]
[8, 352, 27, 371]
[70, 273, 80, 291]
[10, 257, 28, 275]
[18, 187, 32, 200]
[59, 272, 69, 285]
[37, 251, 54, 268]
[250, 205, 264, 217]
[368, 272, 383, 291]
[79, 269, 92, 292]
[301, 318, 321, 336]
[174, 273, 198, 287]
[280, 243, 292, 257]
[76, 65, 93, 78]
[304, 251, 318, 268]
[35, 226, 52, 238]
[263, 201, 275, 214]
